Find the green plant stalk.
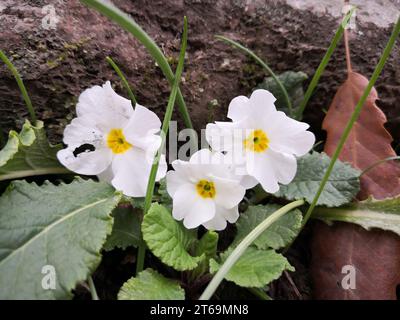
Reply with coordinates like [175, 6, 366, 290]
[360, 156, 400, 176]
[302, 17, 400, 226]
[199, 199, 305, 300]
[88, 276, 99, 300]
[247, 287, 272, 300]
[80, 0, 193, 130]
[295, 7, 355, 119]
[216, 35, 293, 117]
[0, 50, 37, 124]
[106, 56, 137, 106]
[0, 168, 71, 182]
[136, 17, 188, 275]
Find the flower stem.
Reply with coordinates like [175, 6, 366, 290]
[302, 16, 400, 227]
[106, 56, 137, 107]
[80, 0, 193, 130]
[247, 287, 272, 300]
[0, 50, 37, 124]
[88, 275, 99, 300]
[135, 242, 146, 275]
[199, 199, 305, 300]
[295, 7, 355, 120]
[137, 17, 188, 274]
[216, 35, 293, 118]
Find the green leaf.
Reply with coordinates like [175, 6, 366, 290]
[0, 178, 121, 299]
[192, 231, 219, 276]
[275, 152, 360, 207]
[196, 231, 218, 259]
[314, 196, 400, 235]
[257, 71, 308, 115]
[234, 205, 302, 250]
[0, 120, 69, 181]
[142, 203, 202, 271]
[210, 247, 293, 288]
[103, 205, 141, 251]
[118, 268, 185, 300]
[157, 178, 172, 208]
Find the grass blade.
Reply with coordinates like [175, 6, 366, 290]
[295, 7, 356, 120]
[0, 50, 37, 124]
[136, 17, 188, 274]
[106, 56, 137, 106]
[360, 156, 400, 176]
[215, 35, 293, 117]
[80, 0, 193, 130]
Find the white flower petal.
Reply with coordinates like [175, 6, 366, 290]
[97, 165, 114, 183]
[239, 174, 259, 189]
[156, 154, 168, 181]
[76, 81, 133, 130]
[249, 89, 277, 116]
[111, 148, 152, 197]
[270, 130, 315, 157]
[172, 184, 216, 229]
[265, 111, 310, 138]
[170, 159, 202, 183]
[205, 122, 233, 152]
[166, 169, 188, 198]
[266, 149, 297, 185]
[213, 176, 245, 209]
[123, 104, 162, 140]
[203, 206, 239, 231]
[247, 151, 280, 193]
[227, 95, 249, 121]
[202, 212, 227, 231]
[222, 205, 240, 223]
[57, 147, 112, 176]
[62, 115, 104, 146]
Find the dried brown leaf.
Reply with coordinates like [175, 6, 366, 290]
[322, 72, 400, 200]
[311, 71, 400, 300]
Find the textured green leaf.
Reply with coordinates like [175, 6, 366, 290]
[118, 268, 185, 300]
[193, 231, 219, 276]
[210, 247, 294, 288]
[103, 205, 141, 251]
[142, 203, 202, 271]
[275, 152, 360, 207]
[0, 120, 69, 181]
[257, 71, 308, 114]
[157, 178, 172, 207]
[196, 231, 218, 259]
[314, 196, 400, 235]
[234, 205, 302, 250]
[0, 178, 121, 299]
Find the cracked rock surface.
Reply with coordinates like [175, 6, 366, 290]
[0, 0, 399, 148]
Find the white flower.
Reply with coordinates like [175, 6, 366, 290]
[206, 89, 315, 193]
[57, 81, 167, 197]
[166, 149, 246, 231]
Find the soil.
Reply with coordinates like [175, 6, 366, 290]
[1, 0, 399, 300]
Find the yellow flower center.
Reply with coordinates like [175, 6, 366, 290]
[243, 129, 269, 152]
[107, 129, 132, 154]
[196, 180, 216, 199]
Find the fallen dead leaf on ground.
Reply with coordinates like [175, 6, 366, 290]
[311, 70, 400, 300]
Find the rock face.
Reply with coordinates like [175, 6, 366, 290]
[0, 0, 399, 147]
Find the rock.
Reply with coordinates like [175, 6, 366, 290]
[0, 0, 399, 147]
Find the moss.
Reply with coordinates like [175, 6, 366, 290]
[46, 38, 90, 69]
